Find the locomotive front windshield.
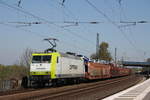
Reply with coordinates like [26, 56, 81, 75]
[32, 55, 51, 63]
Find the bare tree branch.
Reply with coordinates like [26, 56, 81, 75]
[19, 48, 33, 67]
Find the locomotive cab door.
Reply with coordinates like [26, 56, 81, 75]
[56, 56, 62, 78]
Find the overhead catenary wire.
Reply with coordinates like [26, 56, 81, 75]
[0, 0, 92, 54]
[49, 0, 97, 47]
[117, 0, 147, 58]
[0, 22, 91, 54]
[51, 0, 99, 53]
[52, 0, 78, 21]
[116, 0, 147, 59]
[52, 0, 150, 50]
[0, 0, 95, 49]
[0, 0, 97, 57]
[0, 20, 103, 29]
[0, 20, 148, 27]
[85, 0, 143, 54]
[17, 0, 22, 7]
[1, 0, 148, 57]
[51, 0, 99, 49]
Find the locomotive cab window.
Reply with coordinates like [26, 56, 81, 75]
[32, 55, 51, 63]
[42, 55, 51, 63]
[32, 56, 41, 63]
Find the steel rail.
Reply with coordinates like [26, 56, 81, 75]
[26, 75, 139, 100]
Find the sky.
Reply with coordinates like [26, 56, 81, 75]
[0, 0, 150, 65]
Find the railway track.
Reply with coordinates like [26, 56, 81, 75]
[33, 75, 142, 100]
[0, 75, 143, 100]
[0, 88, 36, 96]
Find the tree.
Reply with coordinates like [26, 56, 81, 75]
[19, 48, 33, 67]
[99, 42, 112, 62]
[90, 42, 112, 62]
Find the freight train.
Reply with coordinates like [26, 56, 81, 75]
[21, 51, 132, 88]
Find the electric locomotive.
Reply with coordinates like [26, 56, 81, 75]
[21, 38, 85, 88]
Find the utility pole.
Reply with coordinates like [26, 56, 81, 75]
[96, 33, 99, 61]
[144, 52, 146, 62]
[115, 48, 117, 66]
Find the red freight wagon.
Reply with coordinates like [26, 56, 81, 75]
[85, 62, 111, 80]
[110, 66, 120, 77]
[119, 68, 126, 76]
[111, 66, 131, 77]
[118, 67, 131, 76]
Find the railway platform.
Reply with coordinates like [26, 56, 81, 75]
[103, 78, 150, 100]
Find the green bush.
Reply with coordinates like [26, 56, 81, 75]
[0, 65, 29, 80]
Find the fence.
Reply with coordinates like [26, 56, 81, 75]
[0, 80, 21, 91]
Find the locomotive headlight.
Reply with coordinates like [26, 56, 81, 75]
[30, 72, 35, 75]
[45, 71, 50, 75]
[46, 72, 49, 74]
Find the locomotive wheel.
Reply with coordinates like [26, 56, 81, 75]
[51, 79, 57, 87]
[51, 79, 63, 87]
[38, 82, 45, 88]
